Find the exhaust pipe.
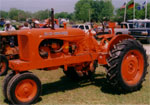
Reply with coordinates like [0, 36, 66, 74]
[51, 8, 55, 30]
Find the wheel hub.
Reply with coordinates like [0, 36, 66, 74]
[121, 50, 144, 85]
[15, 79, 37, 102]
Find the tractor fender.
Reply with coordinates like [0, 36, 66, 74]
[97, 34, 134, 65]
[107, 34, 134, 52]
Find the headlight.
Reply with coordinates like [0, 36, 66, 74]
[142, 31, 148, 35]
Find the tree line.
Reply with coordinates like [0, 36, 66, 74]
[0, 0, 150, 22]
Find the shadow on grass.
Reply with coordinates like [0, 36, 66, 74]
[42, 76, 82, 96]
[42, 73, 129, 97]
[3, 99, 11, 105]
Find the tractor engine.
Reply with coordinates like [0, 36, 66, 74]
[39, 39, 76, 59]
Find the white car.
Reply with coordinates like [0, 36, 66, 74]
[72, 24, 96, 35]
[109, 22, 133, 35]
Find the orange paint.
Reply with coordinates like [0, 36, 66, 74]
[0, 62, 6, 73]
[15, 79, 37, 102]
[121, 50, 144, 85]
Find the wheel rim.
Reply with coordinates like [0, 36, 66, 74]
[0, 61, 6, 74]
[121, 50, 144, 86]
[15, 79, 37, 102]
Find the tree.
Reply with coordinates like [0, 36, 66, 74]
[33, 9, 50, 20]
[0, 11, 8, 19]
[74, 0, 114, 22]
[8, 8, 19, 20]
[55, 12, 71, 19]
[91, 0, 114, 22]
[75, 0, 93, 22]
[6, 8, 32, 21]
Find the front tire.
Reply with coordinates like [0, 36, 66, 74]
[2, 71, 15, 100]
[106, 39, 148, 92]
[7, 72, 41, 104]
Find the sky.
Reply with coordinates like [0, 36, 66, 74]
[0, 0, 149, 13]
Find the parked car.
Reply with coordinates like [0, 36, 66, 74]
[72, 24, 96, 35]
[128, 19, 150, 43]
[109, 22, 133, 35]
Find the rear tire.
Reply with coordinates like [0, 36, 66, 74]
[7, 72, 41, 104]
[0, 55, 9, 76]
[107, 39, 148, 92]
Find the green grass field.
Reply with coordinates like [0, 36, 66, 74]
[0, 58, 150, 105]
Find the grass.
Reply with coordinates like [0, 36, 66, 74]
[0, 58, 150, 105]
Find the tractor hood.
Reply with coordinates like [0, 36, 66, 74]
[17, 28, 86, 41]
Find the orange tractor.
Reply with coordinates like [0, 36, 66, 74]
[1, 9, 148, 104]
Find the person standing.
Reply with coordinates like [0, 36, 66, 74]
[4, 21, 16, 47]
[4, 21, 16, 31]
[21, 22, 30, 30]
